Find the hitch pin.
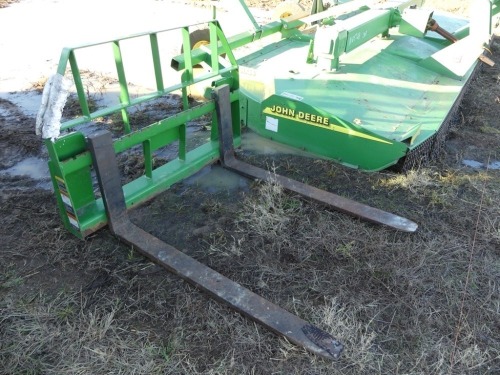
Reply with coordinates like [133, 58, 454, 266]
[427, 19, 458, 43]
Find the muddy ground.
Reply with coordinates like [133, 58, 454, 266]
[1, 1, 500, 374]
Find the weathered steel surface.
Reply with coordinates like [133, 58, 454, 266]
[86, 129, 344, 361]
[227, 156, 417, 232]
[302, 324, 344, 359]
[213, 85, 418, 233]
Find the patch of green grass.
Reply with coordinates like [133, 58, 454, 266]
[0, 275, 23, 289]
[200, 198, 222, 214]
[480, 125, 500, 134]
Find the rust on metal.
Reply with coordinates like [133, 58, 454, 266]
[302, 324, 344, 360]
[84, 84, 421, 362]
[86, 129, 344, 361]
[427, 19, 458, 43]
[478, 54, 495, 67]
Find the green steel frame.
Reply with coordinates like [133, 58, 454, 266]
[46, 21, 240, 238]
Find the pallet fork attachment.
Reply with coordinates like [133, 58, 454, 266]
[40, 6, 429, 359]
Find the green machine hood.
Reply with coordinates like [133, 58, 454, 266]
[238, 1, 496, 170]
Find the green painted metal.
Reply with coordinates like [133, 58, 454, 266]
[232, 0, 496, 171]
[259, 95, 407, 171]
[236, 0, 260, 31]
[46, 20, 240, 238]
[46, 0, 498, 237]
[170, 0, 496, 171]
[240, 33, 464, 146]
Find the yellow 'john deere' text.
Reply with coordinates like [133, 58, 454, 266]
[263, 104, 393, 145]
[269, 105, 329, 126]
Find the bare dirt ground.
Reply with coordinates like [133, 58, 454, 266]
[1, 1, 499, 374]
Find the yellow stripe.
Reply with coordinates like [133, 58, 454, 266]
[55, 175, 66, 185]
[262, 108, 392, 145]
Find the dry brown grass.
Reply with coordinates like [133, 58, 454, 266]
[422, 0, 471, 15]
[225, 167, 500, 373]
[0, 0, 19, 8]
[3, 125, 499, 374]
[2, 163, 499, 373]
[1, 293, 171, 374]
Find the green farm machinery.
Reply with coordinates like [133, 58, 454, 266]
[36, 0, 498, 360]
